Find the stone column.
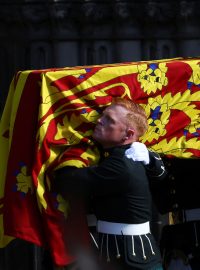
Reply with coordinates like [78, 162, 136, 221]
[177, 0, 200, 57]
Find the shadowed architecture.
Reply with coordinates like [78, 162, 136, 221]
[1, 0, 200, 114]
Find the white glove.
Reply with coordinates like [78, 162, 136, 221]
[125, 142, 150, 165]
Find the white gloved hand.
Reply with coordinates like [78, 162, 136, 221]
[125, 142, 150, 165]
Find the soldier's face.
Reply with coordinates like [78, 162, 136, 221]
[93, 105, 128, 148]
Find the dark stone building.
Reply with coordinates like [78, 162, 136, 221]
[1, 0, 200, 115]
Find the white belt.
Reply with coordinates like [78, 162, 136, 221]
[184, 208, 200, 222]
[97, 220, 150, 235]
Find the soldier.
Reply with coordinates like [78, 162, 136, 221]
[52, 97, 166, 270]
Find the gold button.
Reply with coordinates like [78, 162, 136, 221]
[104, 152, 109, 157]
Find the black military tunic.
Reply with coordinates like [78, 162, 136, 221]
[53, 144, 166, 270]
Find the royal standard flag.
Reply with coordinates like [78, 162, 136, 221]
[0, 57, 200, 266]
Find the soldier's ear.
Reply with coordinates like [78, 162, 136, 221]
[125, 128, 135, 140]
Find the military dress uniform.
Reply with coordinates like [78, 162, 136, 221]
[53, 144, 166, 270]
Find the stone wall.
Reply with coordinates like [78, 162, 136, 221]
[1, 0, 200, 114]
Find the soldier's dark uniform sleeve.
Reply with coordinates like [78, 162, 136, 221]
[145, 150, 167, 181]
[145, 150, 168, 214]
[52, 155, 127, 198]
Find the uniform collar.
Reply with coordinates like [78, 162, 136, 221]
[102, 144, 132, 158]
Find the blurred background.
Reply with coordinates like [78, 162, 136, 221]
[0, 1, 200, 269]
[1, 0, 200, 115]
